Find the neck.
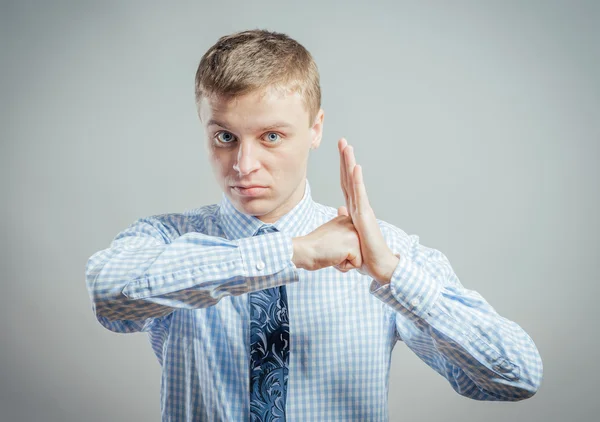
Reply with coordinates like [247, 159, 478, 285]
[257, 178, 306, 224]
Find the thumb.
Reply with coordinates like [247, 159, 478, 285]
[337, 206, 349, 216]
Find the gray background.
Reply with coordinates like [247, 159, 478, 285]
[1, 0, 598, 421]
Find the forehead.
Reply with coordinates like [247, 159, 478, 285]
[199, 87, 308, 129]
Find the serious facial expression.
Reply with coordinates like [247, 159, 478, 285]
[198, 86, 324, 223]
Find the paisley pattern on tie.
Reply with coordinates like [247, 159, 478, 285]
[249, 225, 289, 422]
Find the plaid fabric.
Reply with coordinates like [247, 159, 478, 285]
[86, 179, 543, 421]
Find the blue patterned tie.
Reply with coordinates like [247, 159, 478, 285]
[249, 225, 289, 421]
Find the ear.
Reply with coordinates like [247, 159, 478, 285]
[309, 108, 324, 150]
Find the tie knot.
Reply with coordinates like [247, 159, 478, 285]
[255, 224, 278, 236]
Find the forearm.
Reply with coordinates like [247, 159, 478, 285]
[413, 291, 541, 400]
[370, 225, 542, 400]
[86, 216, 299, 321]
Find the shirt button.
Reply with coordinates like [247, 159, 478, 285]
[410, 298, 420, 308]
[256, 261, 265, 271]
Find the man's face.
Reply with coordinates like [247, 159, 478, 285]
[198, 86, 324, 224]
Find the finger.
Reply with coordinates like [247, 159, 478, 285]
[353, 164, 371, 214]
[345, 145, 357, 212]
[345, 244, 362, 269]
[334, 263, 350, 273]
[338, 138, 349, 207]
[349, 250, 362, 269]
[337, 206, 349, 216]
[338, 139, 345, 199]
[338, 259, 356, 271]
[342, 146, 353, 213]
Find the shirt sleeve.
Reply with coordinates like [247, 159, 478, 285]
[85, 214, 299, 323]
[368, 221, 543, 401]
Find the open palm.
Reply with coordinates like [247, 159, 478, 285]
[336, 138, 400, 283]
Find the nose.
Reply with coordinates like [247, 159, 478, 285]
[232, 140, 261, 176]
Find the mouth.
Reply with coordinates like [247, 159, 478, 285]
[231, 185, 269, 197]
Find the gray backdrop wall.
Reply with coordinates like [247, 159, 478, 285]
[1, 1, 598, 421]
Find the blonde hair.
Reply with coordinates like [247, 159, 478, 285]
[195, 29, 321, 126]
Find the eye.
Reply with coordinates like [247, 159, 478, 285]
[264, 132, 282, 143]
[215, 131, 236, 144]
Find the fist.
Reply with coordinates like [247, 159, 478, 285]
[292, 212, 362, 272]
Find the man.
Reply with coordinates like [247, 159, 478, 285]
[86, 29, 543, 421]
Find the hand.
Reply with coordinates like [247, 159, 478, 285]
[292, 215, 363, 272]
[337, 138, 400, 284]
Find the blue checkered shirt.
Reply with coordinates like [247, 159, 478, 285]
[86, 179, 542, 421]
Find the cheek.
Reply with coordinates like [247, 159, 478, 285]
[207, 158, 230, 185]
[208, 150, 230, 172]
[272, 151, 306, 177]
[282, 147, 308, 167]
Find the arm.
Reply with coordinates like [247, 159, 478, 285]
[85, 214, 299, 326]
[336, 138, 542, 400]
[369, 222, 543, 401]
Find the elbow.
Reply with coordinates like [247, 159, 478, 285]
[493, 360, 544, 402]
[520, 385, 540, 401]
[501, 378, 541, 402]
[484, 362, 543, 402]
[456, 357, 543, 401]
[85, 255, 106, 310]
[512, 344, 544, 401]
[504, 378, 541, 402]
[490, 345, 544, 401]
[461, 379, 541, 402]
[85, 257, 129, 320]
[518, 357, 544, 401]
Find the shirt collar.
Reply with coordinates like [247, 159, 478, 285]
[218, 178, 317, 240]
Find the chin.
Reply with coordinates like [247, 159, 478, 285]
[233, 198, 271, 216]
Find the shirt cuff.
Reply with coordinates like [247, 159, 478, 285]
[369, 252, 442, 321]
[237, 231, 299, 291]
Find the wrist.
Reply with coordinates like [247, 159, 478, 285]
[292, 236, 311, 270]
[376, 253, 401, 285]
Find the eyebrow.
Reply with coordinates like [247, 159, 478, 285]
[207, 119, 294, 131]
